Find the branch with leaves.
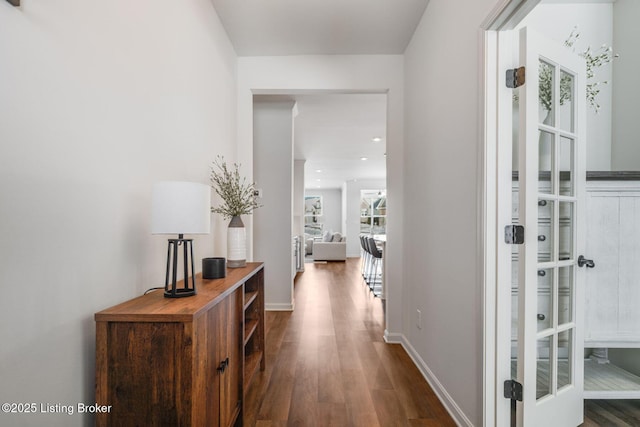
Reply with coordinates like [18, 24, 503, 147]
[210, 156, 262, 219]
[519, 27, 614, 114]
[564, 27, 613, 113]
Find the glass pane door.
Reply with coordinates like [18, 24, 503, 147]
[536, 54, 578, 402]
[516, 27, 586, 427]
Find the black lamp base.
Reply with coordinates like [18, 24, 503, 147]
[164, 288, 196, 298]
[164, 234, 197, 298]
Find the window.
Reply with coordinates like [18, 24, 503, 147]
[360, 190, 386, 235]
[304, 195, 323, 236]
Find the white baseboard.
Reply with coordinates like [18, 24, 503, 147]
[392, 333, 474, 427]
[266, 303, 294, 311]
[384, 330, 404, 343]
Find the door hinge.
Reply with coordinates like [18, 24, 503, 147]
[504, 225, 525, 245]
[504, 379, 523, 401]
[506, 66, 525, 88]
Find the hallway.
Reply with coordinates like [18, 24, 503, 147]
[244, 258, 456, 426]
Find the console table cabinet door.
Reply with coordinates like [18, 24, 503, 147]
[193, 302, 222, 426]
[101, 321, 194, 425]
[194, 287, 242, 427]
[218, 287, 243, 427]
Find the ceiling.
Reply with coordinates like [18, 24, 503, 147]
[209, 0, 430, 56]
[293, 94, 387, 190]
[210, 1, 428, 189]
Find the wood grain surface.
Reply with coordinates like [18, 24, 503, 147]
[243, 258, 456, 426]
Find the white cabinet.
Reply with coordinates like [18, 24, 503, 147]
[510, 180, 572, 347]
[585, 180, 640, 347]
[512, 174, 640, 399]
[583, 179, 640, 398]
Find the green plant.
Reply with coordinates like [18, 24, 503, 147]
[522, 27, 613, 114]
[563, 27, 613, 113]
[538, 61, 575, 112]
[210, 156, 261, 219]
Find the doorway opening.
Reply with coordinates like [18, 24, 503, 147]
[251, 92, 390, 317]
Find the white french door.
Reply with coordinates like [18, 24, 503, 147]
[515, 27, 586, 426]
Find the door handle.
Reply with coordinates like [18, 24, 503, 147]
[578, 255, 595, 268]
[217, 357, 229, 373]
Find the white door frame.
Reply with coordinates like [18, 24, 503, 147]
[480, 1, 542, 426]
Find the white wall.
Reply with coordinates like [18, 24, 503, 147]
[304, 188, 342, 236]
[518, 3, 614, 171]
[253, 100, 295, 310]
[0, 1, 236, 426]
[237, 55, 405, 335]
[344, 179, 386, 257]
[611, 0, 640, 170]
[403, 0, 497, 424]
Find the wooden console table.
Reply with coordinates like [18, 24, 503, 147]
[95, 263, 265, 427]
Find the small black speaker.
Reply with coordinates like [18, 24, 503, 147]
[202, 257, 226, 279]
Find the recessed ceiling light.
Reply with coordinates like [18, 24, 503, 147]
[316, 179, 321, 181]
[360, 157, 368, 161]
[315, 169, 322, 173]
[372, 137, 382, 142]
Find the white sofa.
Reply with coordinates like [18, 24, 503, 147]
[312, 232, 346, 261]
[305, 235, 315, 255]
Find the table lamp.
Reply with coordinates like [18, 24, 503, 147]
[151, 181, 211, 298]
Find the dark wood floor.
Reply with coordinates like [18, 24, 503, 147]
[583, 400, 640, 426]
[243, 258, 456, 426]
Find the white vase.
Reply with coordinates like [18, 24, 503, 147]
[539, 108, 553, 175]
[227, 216, 246, 268]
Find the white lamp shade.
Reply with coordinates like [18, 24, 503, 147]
[151, 181, 211, 235]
